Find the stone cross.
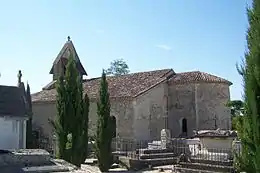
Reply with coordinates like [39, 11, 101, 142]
[17, 70, 22, 85]
[214, 114, 218, 129]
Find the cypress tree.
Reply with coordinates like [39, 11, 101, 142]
[26, 83, 33, 148]
[64, 55, 82, 166]
[81, 93, 90, 163]
[53, 54, 90, 166]
[95, 70, 113, 172]
[52, 76, 68, 160]
[237, 0, 260, 172]
[62, 54, 91, 166]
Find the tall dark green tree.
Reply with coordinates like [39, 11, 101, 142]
[63, 55, 87, 166]
[236, 1, 260, 172]
[52, 55, 90, 166]
[26, 83, 33, 148]
[80, 93, 90, 163]
[52, 76, 68, 160]
[65, 60, 81, 165]
[95, 70, 113, 172]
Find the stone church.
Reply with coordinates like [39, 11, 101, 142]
[31, 37, 232, 144]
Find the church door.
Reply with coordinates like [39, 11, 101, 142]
[182, 118, 187, 136]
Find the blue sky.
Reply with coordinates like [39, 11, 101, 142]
[0, 0, 250, 99]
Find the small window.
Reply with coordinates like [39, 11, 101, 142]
[111, 116, 116, 138]
[182, 118, 187, 134]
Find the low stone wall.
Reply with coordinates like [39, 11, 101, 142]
[0, 149, 52, 167]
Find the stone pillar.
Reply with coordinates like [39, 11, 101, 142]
[163, 82, 169, 129]
[161, 129, 171, 149]
[232, 139, 242, 156]
[195, 83, 199, 130]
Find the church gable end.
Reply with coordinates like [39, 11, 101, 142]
[49, 36, 87, 80]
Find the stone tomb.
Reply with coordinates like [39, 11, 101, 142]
[194, 129, 237, 150]
[193, 129, 237, 161]
[0, 149, 77, 172]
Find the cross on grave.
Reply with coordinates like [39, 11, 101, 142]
[214, 114, 218, 129]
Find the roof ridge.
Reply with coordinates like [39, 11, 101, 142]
[177, 71, 225, 78]
[177, 70, 200, 74]
[32, 68, 173, 102]
[0, 85, 19, 88]
[172, 71, 232, 85]
[88, 68, 173, 79]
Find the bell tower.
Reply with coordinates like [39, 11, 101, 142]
[49, 36, 87, 80]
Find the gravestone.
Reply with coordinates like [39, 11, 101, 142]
[161, 129, 171, 149]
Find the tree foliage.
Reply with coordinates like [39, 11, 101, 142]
[95, 70, 115, 172]
[52, 76, 68, 159]
[64, 57, 83, 165]
[81, 93, 90, 163]
[235, 1, 260, 172]
[226, 100, 244, 130]
[105, 59, 130, 76]
[226, 100, 244, 116]
[26, 83, 33, 148]
[52, 55, 90, 166]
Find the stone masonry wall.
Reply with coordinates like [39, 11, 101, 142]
[88, 99, 134, 139]
[133, 83, 167, 141]
[167, 83, 196, 137]
[196, 83, 231, 130]
[32, 102, 56, 143]
[32, 99, 135, 144]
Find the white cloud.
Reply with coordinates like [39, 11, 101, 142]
[95, 29, 105, 34]
[155, 44, 172, 51]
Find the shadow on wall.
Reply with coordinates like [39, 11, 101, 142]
[31, 125, 54, 154]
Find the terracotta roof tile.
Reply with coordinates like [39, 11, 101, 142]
[32, 70, 232, 103]
[170, 71, 232, 85]
[32, 69, 173, 103]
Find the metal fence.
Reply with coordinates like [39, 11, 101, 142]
[31, 129, 55, 157]
[179, 145, 234, 161]
[111, 137, 239, 163]
[111, 138, 154, 159]
[33, 134, 241, 165]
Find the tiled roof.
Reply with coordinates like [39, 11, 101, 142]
[170, 71, 232, 85]
[0, 85, 27, 117]
[31, 70, 232, 103]
[32, 69, 173, 103]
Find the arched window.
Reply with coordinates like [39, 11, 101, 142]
[182, 118, 187, 134]
[111, 116, 116, 138]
